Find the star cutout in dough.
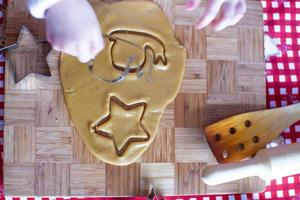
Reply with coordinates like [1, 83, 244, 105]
[91, 96, 150, 156]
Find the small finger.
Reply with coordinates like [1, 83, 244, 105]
[91, 34, 105, 56]
[45, 22, 53, 43]
[77, 44, 93, 63]
[196, 0, 224, 29]
[51, 43, 62, 52]
[89, 41, 98, 57]
[46, 32, 54, 44]
[210, 3, 235, 31]
[230, 1, 247, 26]
[230, 12, 244, 27]
[90, 42, 103, 58]
[186, 0, 201, 11]
[62, 42, 77, 56]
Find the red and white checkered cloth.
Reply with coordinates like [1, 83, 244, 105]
[1, 0, 300, 199]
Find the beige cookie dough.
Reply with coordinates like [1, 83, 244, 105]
[60, 0, 186, 165]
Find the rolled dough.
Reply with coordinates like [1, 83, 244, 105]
[60, 0, 186, 165]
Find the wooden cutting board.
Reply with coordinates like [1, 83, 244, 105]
[3, 0, 266, 196]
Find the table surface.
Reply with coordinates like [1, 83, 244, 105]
[3, 0, 267, 197]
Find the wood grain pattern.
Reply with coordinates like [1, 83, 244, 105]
[35, 127, 72, 162]
[4, 164, 35, 195]
[207, 36, 239, 61]
[4, 0, 266, 196]
[36, 89, 70, 127]
[72, 127, 102, 164]
[5, 63, 43, 90]
[70, 164, 106, 195]
[180, 59, 206, 94]
[175, 93, 207, 128]
[207, 60, 238, 95]
[174, 1, 205, 26]
[237, 1, 264, 29]
[5, 90, 36, 125]
[4, 125, 35, 163]
[5, 0, 46, 45]
[240, 94, 266, 113]
[159, 101, 175, 128]
[175, 25, 206, 59]
[238, 63, 266, 95]
[207, 94, 241, 125]
[140, 163, 175, 195]
[105, 163, 140, 196]
[142, 128, 175, 163]
[175, 163, 207, 194]
[239, 29, 264, 63]
[175, 128, 216, 163]
[35, 163, 70, 196]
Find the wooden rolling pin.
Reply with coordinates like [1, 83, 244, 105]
[202, 143, 300, 185]
[205, 103, 300, 163]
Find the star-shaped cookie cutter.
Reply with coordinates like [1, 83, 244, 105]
[0, 26, 51, 83]
[90, 96, 151, 156]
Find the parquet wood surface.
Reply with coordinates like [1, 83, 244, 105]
[4, 0, 266, 196]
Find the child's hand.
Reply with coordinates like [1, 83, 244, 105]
[45, 0, 104, 63]
[186, 0, 246, 31]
